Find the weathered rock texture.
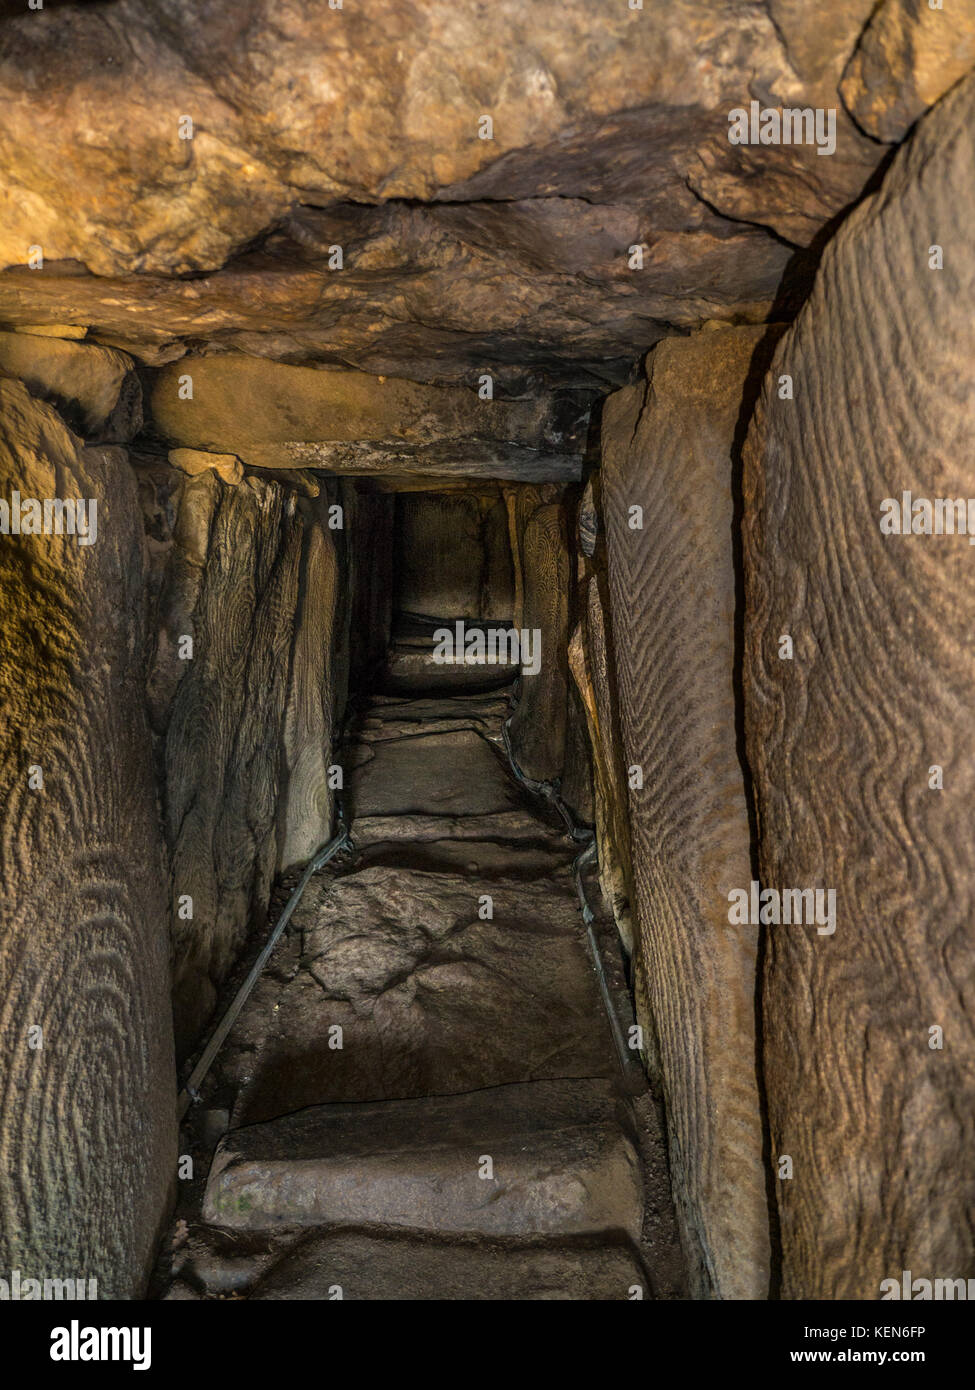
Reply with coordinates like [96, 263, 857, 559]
[568, 500, 637, 957]
[204, 1078, 642, 1240]
[841, 0, 975, 142]
[279, 510, 343, 870]
[504, 486, 571, 784]
[0, 379, 175, 1297]
[348, 725, 519, 823]
[306, 690, 616, 1121]
[601, 327, 771, 1300]
[218, 853, 616, 1121]
[0, 330, 142, 442]
[168, 448, 243, 486]
[167, 1223, 651, 1301]
[247, 1230, 648, 1302]
[0, 0, 921, 387]
[743, 71, 975, 1299]
[2, 0, 971, 1307]
[0, 0, 823, 275]
[141, 464, 345, 1054]
[148, 355, 584, 471]
[394, 492, 513, 623]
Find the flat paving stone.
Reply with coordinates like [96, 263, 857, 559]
[250, 1230, 650, 1301]
[350, 810, 555, 845]
[218, 864, 617, 1121]
[348, 728, 523, 818]
[354, 692, 509, 742]
[203, 1078, 643, 1241]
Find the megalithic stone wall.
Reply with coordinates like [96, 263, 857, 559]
[278, 500, 342, 871]
[568, 479, 638, 958]
[157, 472, 304, 1056]
[0, 379, 176, 1298]
[504, 485, 570, 784]
[601, 326, 770, 1299]
[145, 469, 343, 1059]
[742, 71, 975, 1299]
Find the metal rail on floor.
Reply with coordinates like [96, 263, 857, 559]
[176, 821, 354, 1122]
[500, 719, 593, 845]
[498, 715, 640, 1082]
[177, 694, 640, 1119]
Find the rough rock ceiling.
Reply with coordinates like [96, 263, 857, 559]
[0, 0, 967, 390]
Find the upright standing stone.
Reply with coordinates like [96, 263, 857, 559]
[602, 327, 770, 1298]
[0, 379, 175, 1297]
[278, 497, 340, 870]
[743, 72, 975, 1298]
[504, 487, 570, 784]
[160, 474, 303, 1054]
[568, 500, 637, 959]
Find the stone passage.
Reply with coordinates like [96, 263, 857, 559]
[158, 691, 685, 1300]
[2, 0, 973, 1312]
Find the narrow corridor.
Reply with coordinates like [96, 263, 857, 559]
[160, 685, 685, 1300]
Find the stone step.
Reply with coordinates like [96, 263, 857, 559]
[248, 1230, 651, 1301]
[350, 810, 559, 846]
[381, 616, 519, 694]
[359, 692, 511, 724]
[355, 714, 504, 742]
[347, 727, 523, 818]
[384, 644, 514, 693]
[203, 1078, 642, 1241]
[353, 689, 509, 744]
[216, 864, 617, 1121]
[349, 836, 570, 878]
[164, 1225, 651, 1301]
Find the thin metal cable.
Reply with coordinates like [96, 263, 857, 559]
[177, 823, 354, 1121]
